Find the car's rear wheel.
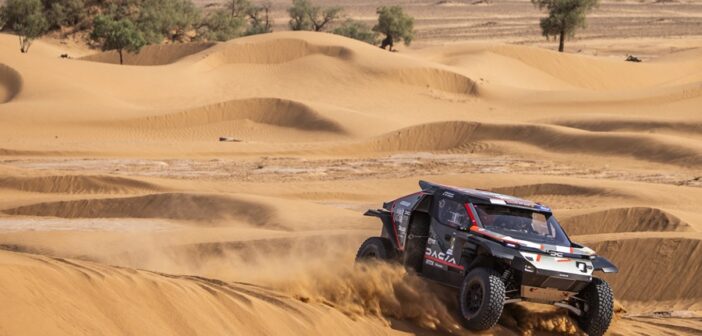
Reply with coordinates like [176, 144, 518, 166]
[355, 237, 396, 262]
[458, 268, 505, 331]
[575, 278, 614, 336]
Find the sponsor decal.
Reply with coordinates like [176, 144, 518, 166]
[576, 261, 588, 273]
[448, 212, 464, 226]
[549, 251, 564, 258]
[489, 198, 507, 205]
[506, 199, 535, 207]
[393, 208, 403, 223]
[425, 247, 457, 265]
[441, 191, 454, 198]
[399, 201, 411, 207]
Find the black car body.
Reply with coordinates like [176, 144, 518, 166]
[358, 180, 618, 335]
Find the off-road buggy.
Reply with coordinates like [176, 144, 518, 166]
[356, 181, 618, 336]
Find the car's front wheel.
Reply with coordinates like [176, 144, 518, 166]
[355, 237, 396, 262]
[458, 267, 505, 331]
[575, 278, 614, 336]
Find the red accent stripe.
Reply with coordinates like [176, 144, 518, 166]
[536, 254, 542, 262]
[569, 247, 574, 253]
[557, 259, 572, 263]
[469, 226, 520, 245]
[465, 203, 478, 227]
[425, 255, 465, 270]
[540, 244, 545, 251]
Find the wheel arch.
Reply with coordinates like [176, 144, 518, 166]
[363, 209, 400, 251]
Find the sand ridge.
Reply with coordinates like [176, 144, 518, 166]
[0, 63, 22, 103]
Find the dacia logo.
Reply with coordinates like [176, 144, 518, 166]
[425, 247, 457, 264]
[549, 251, 564, 258]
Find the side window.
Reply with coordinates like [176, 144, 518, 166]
[436, 197, 468, 228]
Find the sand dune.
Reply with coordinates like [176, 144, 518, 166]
[415, 43, 702, 91]
[188, 33, 478, 96]
[192, 37, 356, 65]
[123, 97, 347, 134]
[561, 207, 691, 235]
[81, 42, 215, 66]
[386, 67, 478, 95]
[0, 175, 160, 194]
[550, 117, 702, 137]
[349, 121, 702, 166]
[489, 183, 614, 198]
[0, 63, 22, 103]
[2, 248, 611, 336]
[1, 193, 275, 225]
[581, 237, 702, 312]
[0, 250, 405, 336]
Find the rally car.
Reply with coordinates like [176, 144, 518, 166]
[356, 180, 618, 336]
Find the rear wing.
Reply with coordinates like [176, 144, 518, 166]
[364, 209, 389, 217]
[419, 180, 439, 191]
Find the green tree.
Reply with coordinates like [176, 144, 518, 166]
[103, 0, 142, 21]
[137, 0, 201, 43]
[288, 0, 342, 32]
[90, 15, 147, 64]
[531, 0, 598, 52]
[245, 1, 273, 35]
[288, 0, 311, 30]
[0, 0, 49, 53]
[373, 6, 414, 51]
[199, 9, 245, 41]
[332, 20, 377, 45]
[225, 0, 251, 18]
[43, 0, 87, 28]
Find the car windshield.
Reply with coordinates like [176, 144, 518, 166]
[474, 204, 570, 246]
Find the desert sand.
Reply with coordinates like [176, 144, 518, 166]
[1, 1, 701, 334]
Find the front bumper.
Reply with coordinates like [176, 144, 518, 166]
[512, 256, 591, 292]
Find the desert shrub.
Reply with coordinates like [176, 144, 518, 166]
[43, 0, 88, 28]
[373, 6, 414, 51]
[90, 14, 146, 64]
[224, 0, 251, 17]
[0, 0, 50, 53]
[332, 19, 377, 44]
[531, 0, 599, 52]
[288, 0, 342, 32]
[199, 9, 245, 41]
[245, 1, 273, 35]
[136, 0, 201, 43]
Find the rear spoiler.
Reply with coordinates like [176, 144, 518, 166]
[364, 209, 389, 217]
[419, 180, 438, 191]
